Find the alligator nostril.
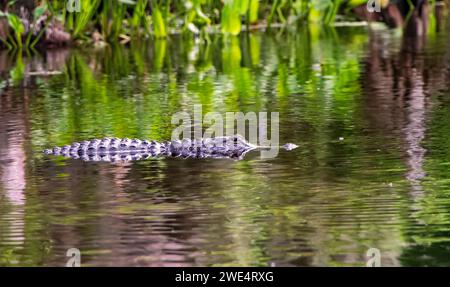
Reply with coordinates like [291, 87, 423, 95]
[282, 143, 298, 151]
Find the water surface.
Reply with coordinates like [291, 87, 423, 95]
[1, 23, 450, 266]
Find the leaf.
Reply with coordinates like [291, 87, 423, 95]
[152, 5, 167, 38]
[311, 0, 332, 11]
[195, 6, 211, 24]
[347, 0, 370, 9]
[221, 0, 241, 35]
[33, 4, 48, 20]
[6, 13, 24, 34]
[239, 0, 250, 15]
[249, 0, 259, 24]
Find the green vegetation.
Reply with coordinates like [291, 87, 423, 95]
[0, 0, 407, 50]
[0, 3, 49, 49]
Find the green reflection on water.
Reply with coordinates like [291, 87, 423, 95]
[1, 22, 450, 266]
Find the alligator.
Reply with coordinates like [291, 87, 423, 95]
[43, 135, 298, 162]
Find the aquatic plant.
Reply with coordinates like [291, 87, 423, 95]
[0, 2, 50, 49]
[0, 0, 446, 49]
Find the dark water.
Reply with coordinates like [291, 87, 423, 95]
[1, 22, 450, 266]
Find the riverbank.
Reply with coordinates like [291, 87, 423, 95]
[0, 0, 447, 50]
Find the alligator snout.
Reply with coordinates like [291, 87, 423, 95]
[282, 143, 298, 151]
